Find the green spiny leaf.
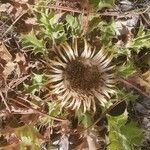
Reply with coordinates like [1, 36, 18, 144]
[88, 16, 101, 32]
[15, 125, 39, 150]
[118, 61, 136, 78]
[108, 112, 144, 150]
[89, 0, 115, 9]
[98, 0, 115, 9]
[126, 26, 150, 52]
[76, 109, 93, 128]
[34, 9, 66, 42]
[66, 15, 80, 29]
[66, 14, 81, 35]
[39, 102, 61, 126]
[24, 73, 44, 94]
[21, 30, 44, 54]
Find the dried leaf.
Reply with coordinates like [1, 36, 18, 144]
[0, 3, 11, 12]
[25, 18, 37, 25]
[3, 61, 15, 78]
[137, 70, 150, 95]
[0, 41, 12, 62]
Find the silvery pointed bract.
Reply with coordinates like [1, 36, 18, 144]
[49, 39, 115, 112]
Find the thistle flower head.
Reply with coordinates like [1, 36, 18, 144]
[49, 39, 115, 112]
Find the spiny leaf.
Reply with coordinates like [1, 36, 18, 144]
[88, 16, 101, 32]
[76, 109, 93, 128]
[89, 0, 100, 8]
[33, 73, 43, 84]
[118, 61, 136, 78]
[21, 30, 44, 54]
[39, 102, 61, 126]
[98, 20, 115, 43]
[89, 0, 114, 9]
[66, 15, 80, 29]
[24, 73, 44, 94]
[98, 0, 115, 9]
[126, 26, 150, 52]
[34, 9, 66, 42]
[66, 14, 81, 35]
[15, 125, 40, 150]
[108, 112, 144, 150]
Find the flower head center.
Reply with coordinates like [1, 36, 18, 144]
[65, 59, 101, 92]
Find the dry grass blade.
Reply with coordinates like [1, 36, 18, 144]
[119, 77, 150, 98]
[2, 9, 29, 37]
[8, 98, 66, 122]
[0, 91, 11, 112]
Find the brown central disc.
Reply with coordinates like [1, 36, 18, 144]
[65, 59, 101, 91]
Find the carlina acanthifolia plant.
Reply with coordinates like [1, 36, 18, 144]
[49, 38, 116, 112]
[17, 3, 146, 148]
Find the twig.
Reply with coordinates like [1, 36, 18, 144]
[118, 77, 150, 98]
[8, 75, 30, 89]
[0, 91, 11, 112]
[2, 9, 29, 37]
[16, 96, 41, 109]
[80, 97, 128, 133]
[8, 98, 66, 122]
[0, 106, 34, 117]
[140, 13, 150, 27]
[30, 4, 150, 16]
